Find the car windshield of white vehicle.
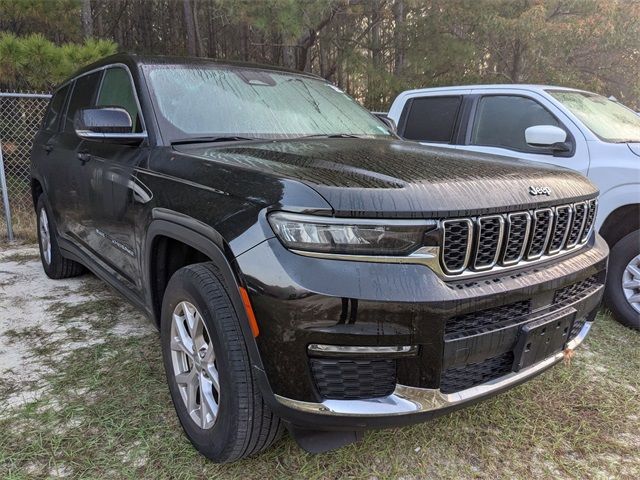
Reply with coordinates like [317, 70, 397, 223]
[143, 64, 392, 143]
[548, 90, 640, 143]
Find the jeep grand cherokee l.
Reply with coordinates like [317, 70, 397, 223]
[31, 54, 608, 463]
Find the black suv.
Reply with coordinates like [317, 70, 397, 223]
[31, 54, 608, 463]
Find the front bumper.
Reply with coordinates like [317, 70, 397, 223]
[236, 234, 608, 430]
[274, 320, 590, 418]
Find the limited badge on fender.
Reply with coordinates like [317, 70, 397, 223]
[529, 185, 552, 196]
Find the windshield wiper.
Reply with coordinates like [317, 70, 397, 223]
[171, 136, 261, 145]
[294, 133, 364, 140]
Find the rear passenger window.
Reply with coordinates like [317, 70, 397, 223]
[96, 67, 142, 133]
[401, 96, 462, 143]
[42, 85, 69, 132]
[471, 95, 561, 152]
[64, 71, 102, 133]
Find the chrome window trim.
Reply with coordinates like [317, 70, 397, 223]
[566, 201, 587, 248]
[526, 208, 554, 260]
[275, 318, 592, 417]
[473, 215, 505, 270]
[501, 212, 531, 266]
[548, 204, 572, 255]
[441, 218, 473, 274]
[59, 62, 148, 137]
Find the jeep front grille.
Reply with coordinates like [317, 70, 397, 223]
[440, 199, 597, 275]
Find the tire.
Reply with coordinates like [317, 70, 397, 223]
[36, 194, 84, 279]
[160, 262, 282, 463]
[605, 230, 640, 330]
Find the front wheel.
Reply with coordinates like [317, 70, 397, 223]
[160, 262, 282, 463]
[605, 230, 640, 330]
[36, 194, 84, 279]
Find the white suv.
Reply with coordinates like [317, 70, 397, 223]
[388, 85, 640, 329]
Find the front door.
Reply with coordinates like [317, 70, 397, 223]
[73, 66, 150, 291]
[459, 91, 590, 174]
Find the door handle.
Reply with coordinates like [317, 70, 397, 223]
[77, 152, 91, 164]
[43, 144, 53, 153]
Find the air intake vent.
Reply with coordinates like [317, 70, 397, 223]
[440, 352, 514, 394]
[445, 300, 531, 339]
[310, 358, 397, 400]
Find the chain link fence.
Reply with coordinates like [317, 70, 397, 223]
[0, 92, 51, 243]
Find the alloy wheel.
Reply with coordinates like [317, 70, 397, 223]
[170, 301, 220, 429]
[622, 254, 640, 315]
[39, 207, 51, 265]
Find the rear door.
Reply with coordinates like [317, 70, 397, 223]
[33, 84, 71, 229]
[460, 90, 589, 174]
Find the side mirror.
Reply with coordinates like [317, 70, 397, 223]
[372, 112, 397, 133]
[525, 125, 571, 155]
[74, 107, 146, 144]
[525, 125, 567, 147]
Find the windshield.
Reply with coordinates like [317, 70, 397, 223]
[548, 90, 640, 143]
[143, 64, 391, 142]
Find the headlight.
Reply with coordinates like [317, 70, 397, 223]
[268, 212, 434, 255]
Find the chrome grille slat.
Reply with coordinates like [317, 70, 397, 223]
[440, 199, 597, 276]
[548, 205, 572, 254]
[502, 212, 531, 265]
[566, 201, 587, 248]
[580, 199, 597, 243]
[474, 215, 505, 270]
[441, 219, 473, 274]
[526, 208, 554, 260]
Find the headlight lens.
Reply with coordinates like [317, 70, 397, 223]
[268, 212, 433, 255]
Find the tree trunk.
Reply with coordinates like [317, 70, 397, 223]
[393, 0, 406, 76]
[183, 0, 197, 56]
[81, 0, 93, 39]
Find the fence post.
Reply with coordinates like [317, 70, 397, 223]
[0, 138, 14, 242]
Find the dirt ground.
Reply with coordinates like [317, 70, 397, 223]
[1, 245, 639, 479]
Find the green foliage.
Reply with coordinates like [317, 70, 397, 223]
[0, 0, 638, 109]
[0, 33, 117, 90]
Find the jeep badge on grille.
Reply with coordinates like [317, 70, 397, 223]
[529, 186, 551, 196]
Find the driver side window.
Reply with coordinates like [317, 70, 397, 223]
[471, 95, 563, 153]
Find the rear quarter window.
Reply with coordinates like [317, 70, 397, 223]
[42, 85, 69, 132]
[400, 96, 462, 143]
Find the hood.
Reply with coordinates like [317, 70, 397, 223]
[175, 138, 599, 218]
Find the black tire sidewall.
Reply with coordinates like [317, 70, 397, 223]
[605, 230, 640, 329]
[160, 265, 249, 461]
[36, 195, 60, 277]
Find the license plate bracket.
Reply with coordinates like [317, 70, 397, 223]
[513, 309, 575, 372]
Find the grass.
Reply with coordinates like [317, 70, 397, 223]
[0, 295, 638, 479]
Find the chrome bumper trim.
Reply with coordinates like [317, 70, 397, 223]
[275, 321, 591, 417]
[307, 344, 418, 357]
